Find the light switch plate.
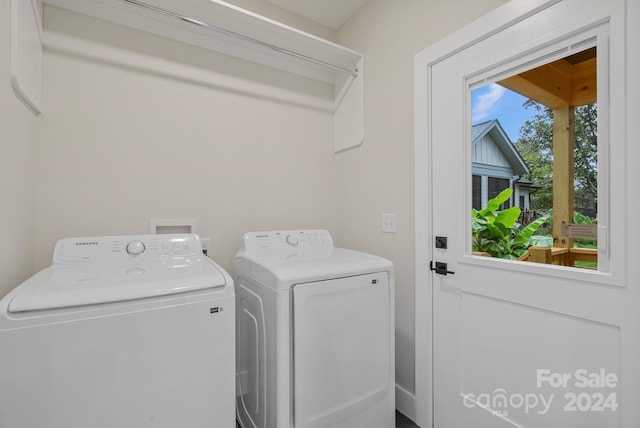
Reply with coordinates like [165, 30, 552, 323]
[382, 213, 397, 233]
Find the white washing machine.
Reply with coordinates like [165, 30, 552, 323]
[233, 230, 395, 428]
[0, 234, 235, 428]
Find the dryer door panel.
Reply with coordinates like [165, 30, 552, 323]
[292, 272, 392, 428]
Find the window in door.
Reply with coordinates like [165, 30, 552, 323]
[470, 45, 603, 270]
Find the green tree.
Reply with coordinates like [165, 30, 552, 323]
[573, 103, 598, 212]
[515, 101, 553, 210]
[515, 101, 598, 215]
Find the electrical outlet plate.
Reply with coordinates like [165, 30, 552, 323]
[201, 237, 211, 257]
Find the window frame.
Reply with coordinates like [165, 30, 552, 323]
[463, 25, 621, 285]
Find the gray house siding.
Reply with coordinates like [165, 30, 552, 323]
[472, 119, 533, 210]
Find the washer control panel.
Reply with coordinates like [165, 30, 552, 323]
[242, 230, 333, 252]
[53, 234, 203, 264]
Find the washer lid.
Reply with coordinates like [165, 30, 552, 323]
[8, 256, 227, 313]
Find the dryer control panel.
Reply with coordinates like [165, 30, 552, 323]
[242, 230, 333, 252]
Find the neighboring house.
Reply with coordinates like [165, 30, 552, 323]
[471, 119, 538, 210]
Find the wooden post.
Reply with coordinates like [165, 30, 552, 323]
[529, 246, 552, 264]
[552, 106, 575, 253]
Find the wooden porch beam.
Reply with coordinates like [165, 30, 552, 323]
[552, 106, 575, 249]
[497, 56, 596, 108]
[570, 57, 597, 106]
[498, 61, 572, 109]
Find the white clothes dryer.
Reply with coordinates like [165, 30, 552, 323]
[0, 234, 235, 428]
[233, 230, 395, 428]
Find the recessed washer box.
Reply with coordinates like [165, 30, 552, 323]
[150, 218, 197, 235]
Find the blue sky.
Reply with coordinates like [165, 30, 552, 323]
[471, 83, 537, 141]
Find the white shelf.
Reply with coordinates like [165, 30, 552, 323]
[11, 0, 43, 114]
[41, 0, 365, 151]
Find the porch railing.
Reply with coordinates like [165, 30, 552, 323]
[519, 245, 598, 268]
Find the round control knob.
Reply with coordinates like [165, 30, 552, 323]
[126, 240, 146, 256]
[285, 234, 299, 246]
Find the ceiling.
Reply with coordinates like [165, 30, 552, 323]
[498, 47, 597, 109]
[265, 0, 370, 29]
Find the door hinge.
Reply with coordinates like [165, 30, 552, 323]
[429, 261, 455, 276]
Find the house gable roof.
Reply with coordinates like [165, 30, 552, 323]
[472, 119, 530, 176]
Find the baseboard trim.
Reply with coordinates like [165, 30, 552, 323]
[395, 383, 417, 423]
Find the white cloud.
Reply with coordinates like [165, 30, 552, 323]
[472, 83, 507, 122]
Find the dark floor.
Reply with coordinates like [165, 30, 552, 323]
[396, 410, 420, 428]
[237, 411, 419, 427]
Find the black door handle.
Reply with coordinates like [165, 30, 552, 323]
[430, 261, 455, 275]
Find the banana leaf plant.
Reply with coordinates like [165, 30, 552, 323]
[472, 188, 550, 259]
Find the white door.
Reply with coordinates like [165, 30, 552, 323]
[415, 0, 639, 427]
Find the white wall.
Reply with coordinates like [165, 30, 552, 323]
[15, 0, 511, 416]
[35, 6, 338, 272]
[0, 1, 37, 298]
[334, 0, 508, 408]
